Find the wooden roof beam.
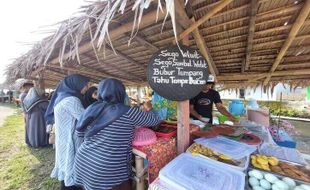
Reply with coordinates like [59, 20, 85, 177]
[82, 52, 143, 82]
[263, 0, 310, 86]
[178, 0, 233, 40]
[244, 0, 259, 72]
[207, 33, 310, 50]
[199, 3, 299, 33]
[133, 33, 159, 52]
[106, 45, 146, 69]
[175, 0, 219, 77]
[46, 65, 101, 83]
[45, 63, 141, 85]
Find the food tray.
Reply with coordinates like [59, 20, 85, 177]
[250, 158, 310, 184]
[246, 168, 310, 190]
[159, 153, 245, 190]
[194, 136, 257, 160]
[187, 143, 250, 171]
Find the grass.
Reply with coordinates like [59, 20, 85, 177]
[0, 112, 58, 190]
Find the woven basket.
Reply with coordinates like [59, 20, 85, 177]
[132, 127, 157, 146]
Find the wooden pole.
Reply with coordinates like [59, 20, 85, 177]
[135, 155, 144, 190]
[174, 0, 219, 78]
[244, 0, 258, 72]
[177, 35, 190, 155]
[38, 72, 46, 91]
[191, 23, 219, 77]
[177, 101, 190, 154]
[264, 0, 310, 85]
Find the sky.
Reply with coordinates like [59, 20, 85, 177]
[0, 0, 87, 84]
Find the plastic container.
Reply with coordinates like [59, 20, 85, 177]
[218, 114, 228, 123]
[186, 143, 250, 171]
[248, 98, 259, 109]
[154, 127, 177, 139]
[190, 119, 206, 128]
[269, 127, 297, 148]
[228, 99, 246, 116]
[132, 128, 157, 146]
[259, 143, 307, 165]
[275, 140, 296, 148]
[194, 136, 257, 160]
[159, 153, 245, 190]
[149, 178, 175, 190]
[247, 108, 270, 127]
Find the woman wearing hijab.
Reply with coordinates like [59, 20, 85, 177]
[45, 74, 89, 190]
[74, 78, 161, 190]
[81, 86, 97, 108]
[19, 81, 34, 145]
[23, 87, 49, 148]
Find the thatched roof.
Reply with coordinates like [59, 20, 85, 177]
[5, 0, 310, 88]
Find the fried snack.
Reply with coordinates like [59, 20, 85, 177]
[189, 143, 241, 166]
[270, 165, 282, 173]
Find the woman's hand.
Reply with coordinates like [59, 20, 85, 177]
[199, 116, 210, 123]
[228, 116, 238, 123]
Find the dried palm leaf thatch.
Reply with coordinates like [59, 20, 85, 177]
[41, 0, 186, 68]
[13, 78, 33, 90]
[217, 79, 310, 94]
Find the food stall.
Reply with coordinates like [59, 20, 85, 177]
[4, 0, 310, 190]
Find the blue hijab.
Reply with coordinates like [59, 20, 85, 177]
[76, 78, 130, 138]
[45, 74, 90, 125]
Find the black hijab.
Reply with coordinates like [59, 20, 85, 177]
[82, 86, 97, 108]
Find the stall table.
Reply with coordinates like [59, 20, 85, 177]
[132, 138, 177, 190]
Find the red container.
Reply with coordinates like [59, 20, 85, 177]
[154, 125, 177, 139]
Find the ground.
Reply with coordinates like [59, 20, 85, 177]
[0, 104, 58, 190]
[0, 106, 15, 127]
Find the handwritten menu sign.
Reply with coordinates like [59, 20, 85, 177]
[147, 45, 209, 101]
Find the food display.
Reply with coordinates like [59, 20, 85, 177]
[188, 143, 243, 166]
[251, 154, 310, 183]
[159, 153, 245, 190]
[248, 169, 310, 190]
[251, 154, 279, 171]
